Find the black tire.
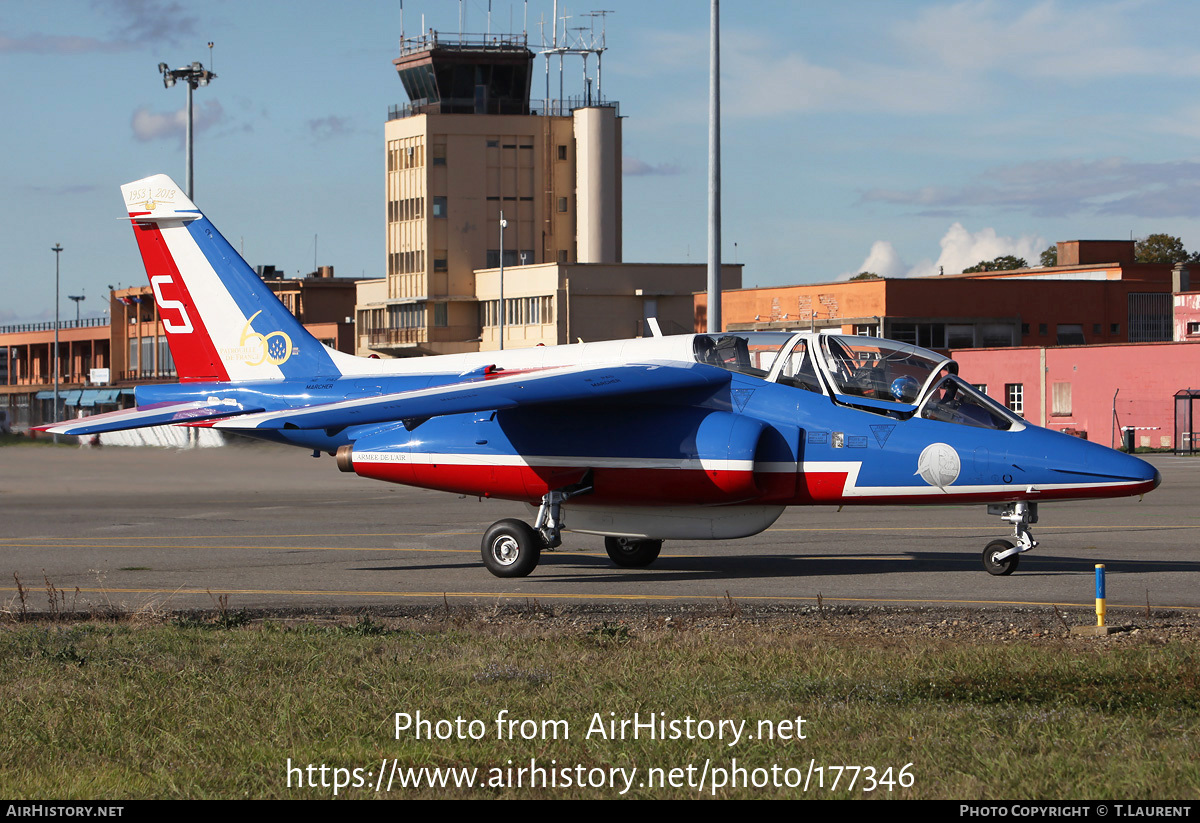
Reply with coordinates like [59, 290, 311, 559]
[983, 539, 1020, 576]
[604, 537, 663, 568]
[481, 519, 542, 578]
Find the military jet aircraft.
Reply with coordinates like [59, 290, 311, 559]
[40, 175, 1161, 578]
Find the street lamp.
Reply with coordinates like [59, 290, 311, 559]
[499, 213, 507, 351]
[157, 59, 217, 199]
[68, 295, 85, 325]
[52, 243, 62, 441]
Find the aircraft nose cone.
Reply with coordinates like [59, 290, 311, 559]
[1153, 467, 1163, 490]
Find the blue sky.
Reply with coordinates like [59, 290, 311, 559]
[4, 0, 1200, 323]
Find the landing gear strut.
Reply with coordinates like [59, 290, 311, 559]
[480, 481, 592, 578]
[983, 501, 1038, 576]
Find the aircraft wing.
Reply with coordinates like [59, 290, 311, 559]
[213, 361, 730, 432]
[34, 399, 266, 437]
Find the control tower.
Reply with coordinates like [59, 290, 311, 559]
[392, 31, 534, 116]
[374, 26, 622, 356]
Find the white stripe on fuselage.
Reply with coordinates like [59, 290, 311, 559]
[351, 453, 1142, 495]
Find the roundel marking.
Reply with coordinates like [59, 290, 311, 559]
[916, 442, 961, 491]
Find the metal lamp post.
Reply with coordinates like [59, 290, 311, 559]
[52, 243, 62, 441]
[68, 295, 85, 325]
[158, 60, 217, 199]
[499, 213, 507, 351]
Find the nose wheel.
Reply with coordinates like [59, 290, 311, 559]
[983, 539, 1020, 576]
[983, 501, 1037, 575]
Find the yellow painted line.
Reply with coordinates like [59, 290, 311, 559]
[0, 543, 482, 553]
[0, 532, 484, 541]
[0, 543, 914, 561]
[767, 524, 1200, 532]
[0, 585, 1196, 611]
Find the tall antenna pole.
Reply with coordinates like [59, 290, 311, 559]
[707, 0, 722, 333]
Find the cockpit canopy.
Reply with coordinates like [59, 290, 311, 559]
[692, 332, 1023, 431]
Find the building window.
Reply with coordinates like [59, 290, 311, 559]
[1187, 321, 1200, 336]
[1038, 323, 1048, 335]
[853, 324, 877, 336]
[1021, 323, 1030, 336]
[981, 324, 1014, 348]
[974, 384, 988, 395]
[1005, 384, 1024, 416]
[1128, 292, 1172, 342]
[387, 303, 426, 329]
[432, 144, 446, 166]
[433, 303, 448, 327]
[432, 196, 447, 218]
[486, 139, 499, 148]
[1056, 324, 1085, 345]
[434, 256, 448, 272]
[1051, 382, 1072, 416]
[947, 324, 975, 349]
[1111, 323, 1120, 334]
[557, 197, 568, 213]
[557, 250, 569, 264]
[1093, 323, 1102, 336]
[557, 144, 567, 160]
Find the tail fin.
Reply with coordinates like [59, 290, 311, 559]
[122, 174, 341, 382]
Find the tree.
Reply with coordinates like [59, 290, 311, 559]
[850, 271, 882, 280]
[1135, 233, 1189, 264]
[1039, 245, 1057, 267]
[962, 255, 1028, 274]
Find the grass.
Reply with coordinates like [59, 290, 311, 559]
[0, 610, 1197, 799]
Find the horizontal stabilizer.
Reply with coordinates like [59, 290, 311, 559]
[214, 362, 730, 432]
[34, 399, 265, 437]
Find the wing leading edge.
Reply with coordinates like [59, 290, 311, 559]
[214, 361, 731, 433]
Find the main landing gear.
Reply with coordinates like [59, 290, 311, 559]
[480, 483, 591, 578]
[479, 481, 668, 578]
[982, 501, 1038, 576]
[604, 537, 663, 567]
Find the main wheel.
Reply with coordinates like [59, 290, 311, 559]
[983, 539, 1020, 576]
[604, 537, 663, 568]
[482, 519, 542, 578]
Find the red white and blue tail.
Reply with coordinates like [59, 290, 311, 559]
[122, 174, 343, 382]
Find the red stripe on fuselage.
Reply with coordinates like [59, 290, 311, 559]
[129, 220, 229, 382]
[351, 461, 1157, 507]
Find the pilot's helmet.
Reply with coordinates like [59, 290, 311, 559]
[890, 375, 921, 403]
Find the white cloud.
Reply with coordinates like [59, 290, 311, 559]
[894, 0, 1200, 81]
[624, 156, 683, 176]
[849, 223, 1044, 279]
[862, 157, 1200, 218]
[843, 240, 907, 279]
[914, 222, 1044, 276]
[131, 100, 224, 144]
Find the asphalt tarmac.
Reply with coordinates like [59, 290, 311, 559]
[2, 442, 1197, 615]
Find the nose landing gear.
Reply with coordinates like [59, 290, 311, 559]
[983, 501, 1038, 576]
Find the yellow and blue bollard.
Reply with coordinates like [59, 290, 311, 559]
[1095, 564, 1106, 627]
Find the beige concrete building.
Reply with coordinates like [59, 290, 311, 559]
[475, 263, 743, 350]
[362, 31, 625, 357]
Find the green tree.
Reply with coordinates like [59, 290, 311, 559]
[850, 271, 882, 280]
[1040, 245, 1057, 267]
[1135, 233, 1189, 264]
[962, 255, 1028, 273]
